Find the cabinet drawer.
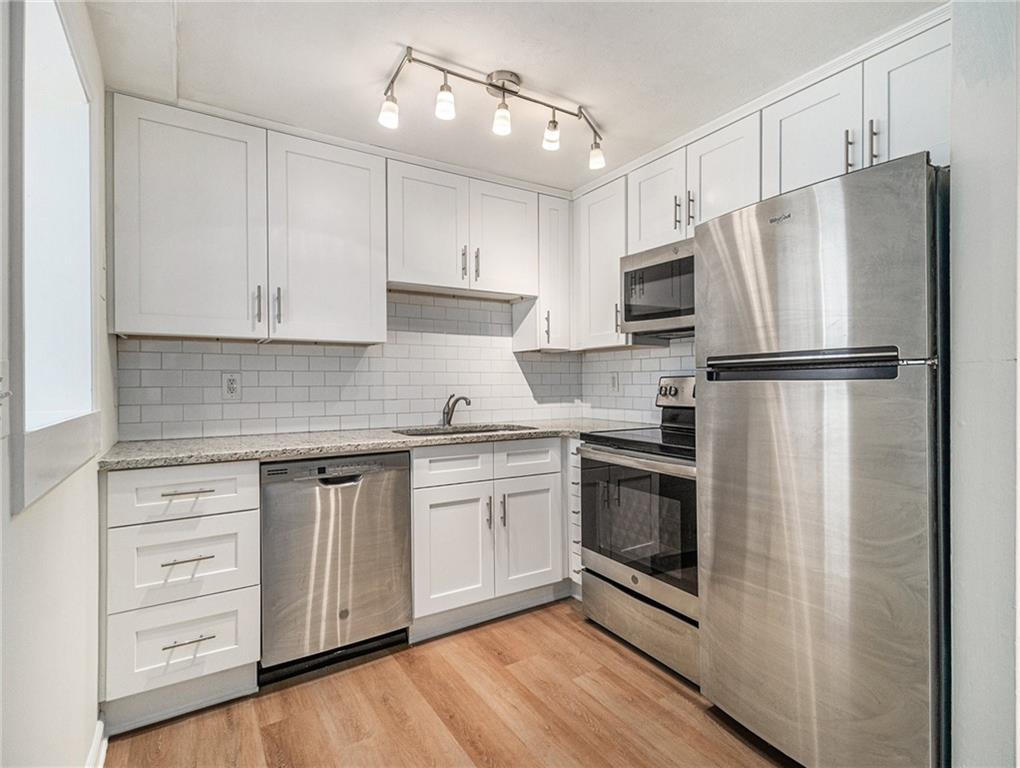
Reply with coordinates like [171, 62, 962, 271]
[412, 444, 493, 488]
[107, 461, 260, 527]
[107, 509, 260, 613]
[493, 438, 561, 478]
[105, 586, 260, 701]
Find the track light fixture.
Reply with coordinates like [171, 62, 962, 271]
[378, 46, 604, 171]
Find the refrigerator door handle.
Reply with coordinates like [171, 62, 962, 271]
[706, 347, 899, 370]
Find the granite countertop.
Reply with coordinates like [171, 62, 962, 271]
[98, 418, 650, 471]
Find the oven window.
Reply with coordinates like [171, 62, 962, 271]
[581, 459, 697, 596]
[623, 257, 694, 322]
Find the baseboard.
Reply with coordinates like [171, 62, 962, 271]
[85, 720, 106, 768]
[409, 579, 573, 643]
[102, 664, 257, 737]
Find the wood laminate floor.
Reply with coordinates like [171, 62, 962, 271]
[106, 600, 791, 768]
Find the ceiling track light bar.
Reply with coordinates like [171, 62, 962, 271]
[383, 46, 603, 142]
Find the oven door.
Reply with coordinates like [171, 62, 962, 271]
[620, 246, 695, 334]
[579, 445, 698, 620]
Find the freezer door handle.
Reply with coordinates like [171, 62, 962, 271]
[706, 346, 899, 370]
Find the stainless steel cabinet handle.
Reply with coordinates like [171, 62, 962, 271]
[570, 481, 580, 486]
[673, 195, 680, 230]
[486, 496, 493, 529]
[614, 303, 621, 333]
[256, 285, 263, 323]
[162, 634, 215, 652]
[867, 119, 878, 166]
[275, 286, 283, 324]
[500, 493, 507, 527]
[160, 554, 215, 568]
[844, 129, 854, 173]
[161, 488, 216, 498]
[686, 191, 695, 226]
[571, 509, 580, 516]
[572, 569, 582, 575]
[475, 248, 480, 280]
[571, 539, 581, 545]
[461, 245, 468, 279]
[545, 310, 551, 343]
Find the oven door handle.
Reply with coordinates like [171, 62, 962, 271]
[578, 445, 696, 480]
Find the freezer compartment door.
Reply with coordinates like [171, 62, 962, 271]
[696, 365, 935, 768]
[694, 153, 934, 366]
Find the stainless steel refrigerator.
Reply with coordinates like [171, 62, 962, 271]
[694, 153, 948, 768]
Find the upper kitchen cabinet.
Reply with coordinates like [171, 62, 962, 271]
[387, 161, 538, 297]
[268, 133, 386, 343]
[864, 22, 952, 167]
[573, 177, 628, 350]
[512, 194, 571, 352]
[626, 149, 686, 253]
[761, 66, 864, 198]
[469, 180, 539, 296]
[387, 161, 470, 292]
[687, 113, 761, 225]
[113, 95, 268, 338]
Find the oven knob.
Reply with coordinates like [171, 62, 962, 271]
[668, 386, 678, 396]
[658, 386, 668, 396]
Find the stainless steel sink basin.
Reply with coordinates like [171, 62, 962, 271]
[394, 423, 536, 436]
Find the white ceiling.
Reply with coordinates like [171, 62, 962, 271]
[86, 1, 940, 191]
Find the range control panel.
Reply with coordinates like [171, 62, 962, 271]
[655, 375, 695, 408]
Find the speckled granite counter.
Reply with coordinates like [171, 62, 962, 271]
[98, 418, 649, 471]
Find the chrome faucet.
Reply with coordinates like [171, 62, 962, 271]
[442, 394, 471, 426]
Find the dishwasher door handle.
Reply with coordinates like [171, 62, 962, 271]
[316, 474, 363, 487]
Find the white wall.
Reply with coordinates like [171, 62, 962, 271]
[1, 3, 115, 766]
[949, 2, 1019, 766]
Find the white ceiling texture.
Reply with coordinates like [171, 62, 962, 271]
[87, 1, 940, 191]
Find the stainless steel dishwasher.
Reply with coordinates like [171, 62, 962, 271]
[260, 453, 411, 682]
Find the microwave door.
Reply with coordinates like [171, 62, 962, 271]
[621, 254, 695, 333]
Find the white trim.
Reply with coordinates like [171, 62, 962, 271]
[105, 88, 571, 199]
[23, 410, 101, 506]
[85, 720, 106, 768]
[570, 3, 952, 198]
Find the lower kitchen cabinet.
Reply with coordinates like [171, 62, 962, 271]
[412, 480, 496, 617]
[494, 474, 563, 596]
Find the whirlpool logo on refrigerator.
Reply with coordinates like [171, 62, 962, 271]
[768, 212, 792, 224]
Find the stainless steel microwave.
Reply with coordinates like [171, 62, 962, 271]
[619, 239, 695, 335]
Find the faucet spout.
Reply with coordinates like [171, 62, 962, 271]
[442, 394, 472, 426]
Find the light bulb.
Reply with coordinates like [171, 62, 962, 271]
[589, 140, 605, 170]
[435, 79, 455, 121]
[492, 96, 512, 136]
[377, 93, 399, 129]
[542, 117, 560, 151]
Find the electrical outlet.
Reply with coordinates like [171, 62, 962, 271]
[222, 372, 242, 402]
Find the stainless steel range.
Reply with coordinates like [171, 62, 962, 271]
[578, 376, 700, 683]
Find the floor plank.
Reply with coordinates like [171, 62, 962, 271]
[106, 599, 789, 768]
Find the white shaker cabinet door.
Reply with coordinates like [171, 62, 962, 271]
[762, 66, 864, 199]
[687, 113, 761, 225]
[512, 194, 570, 351]
[494, 473, 563, 596]
[113, 95, 268, 339]
[387, 160, 470, 291]
[573, 177, 627, 350]
[864, 22, 952, 167]
[626, 148, 686, 254]
[468, 179, 539, 296]
[412, 481, 496, 617]
[268, 133, 386, 343]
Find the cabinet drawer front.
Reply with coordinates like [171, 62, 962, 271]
[107, 461, 260, 527]
[493, 438, 561, 479]
[105, 586, 260, 701]
[412, 444, 493, 488]
[108, 509, 260, 613]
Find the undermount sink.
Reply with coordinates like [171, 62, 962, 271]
[394, 423, 536, 436]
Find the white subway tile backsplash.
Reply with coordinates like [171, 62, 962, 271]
[115, 291, 693, 440]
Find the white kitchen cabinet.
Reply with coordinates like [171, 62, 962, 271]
[412, 443, 494, 489]
[387, 160, 470, 291]
[626, 149, 686, 253]
[113, 95, 268, 338]
[493, 438, 562, 479]
[412, 480, 496, 617]
[762, 66, 864, 198]
[494, 473, 563, 596]
[572, 178, 628, 350]
[268, 133, 386, 343]
[864, 22, 952, 167]
[468, 179, 538, 296]
[687, 113, 761, 224]
[512, 194, 570, 352]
